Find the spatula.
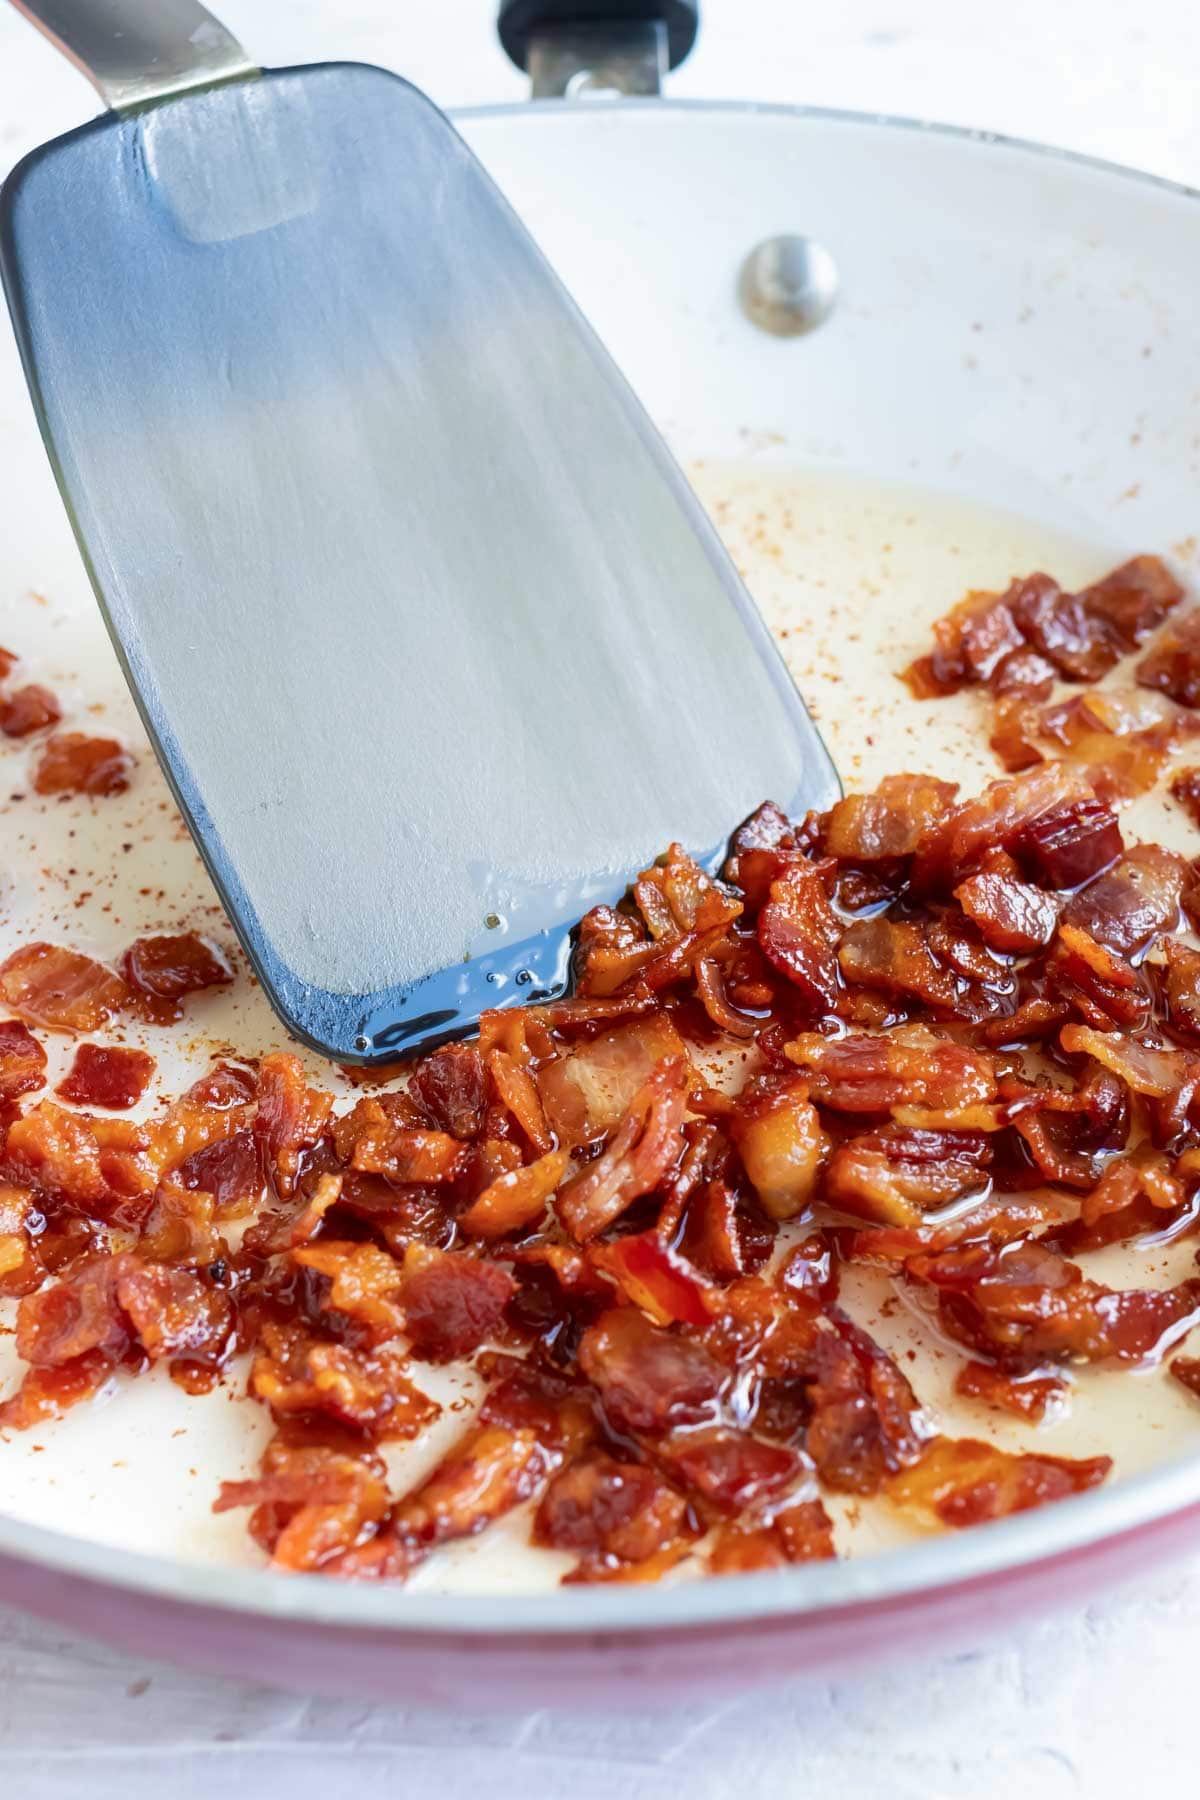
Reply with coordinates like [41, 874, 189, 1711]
[0, 0, 838, 1063]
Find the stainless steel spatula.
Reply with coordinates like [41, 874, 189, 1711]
[0, 0, 838, 1062]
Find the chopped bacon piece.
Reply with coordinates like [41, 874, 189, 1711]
[757, 862, 840, 1012]
[988, 696, 1044, 773]
[785, 1028, 996, 1116]
[1162, 940, 1200, 1044]
[1005, 572, 1122, 682]
[823, 774, 957, 862]
[590, 1231, 714, 1326]
[0, 1349, 114, 1431]
[708, 1499, 836, 1573]
[536, 1014, 687, 1149]
[726, 1073, 827, 1221]
[954, 1361, 1068, 1421]
[1136, 607, 1200, 706]
[178, 1127, 263, 1213]
[6, 1100, 111, 1207]
[115, 1262, 232, 1365]
[0, 683, 61, 737]
[1170, 1356, 1200, 1400]
[0, 1018, 47, 1102]
[458, 1146, 568, 1239]
[406, 1042, 488, 1139]
[214, 1431, 392, 1573]
[31, 731, 133, 796]
[534, 1452, 690, 1571]
[0, 646, 15, 679]
[954, 871, 1058, 952]
[804, 1312, 928, 1494]
[664, 1426, 804, 1513]
[139, 1181, 222, 1265]
[120, 932, 232, 1018]
[486, 1048, 553, 1155]
[14, 1255, 129, 1366]
[824, 1127, 991, 1227]
[889, 1435, 1111, 1525]
[844, 1192, 1064, 1264]
[249, 1319, 438, 1434]
[0, 942, 127, 1032]
[838, 915, 960, 1012]
[909, 1240, 1200, 1367]
[578, 1308, 726, 1437]
[394, 1385, 564, 1548]
[1062, 844, 1183, 955]
[557, 1059, 687, 1243]
[912, 764, 1107, 894]
[349, 1119, 466, 1186]
[56, 1043, 155, 1110]
[1014, 796, 1124, 892]
[291, 1238, 406, 1339]
[991, 647, 1057, 699]
[254, 1053, 333, 1197]
[1078, 555, 1184, 649]
[399, 1243, 515, 1361]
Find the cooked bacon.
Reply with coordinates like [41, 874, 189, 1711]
[954, 1361, 1068, 1421]
[31, 731, 133, 796]
[590, 1231, 715, 1327]
[785, 1028, 997, 1116]
[0, 943, 127, 1032]
[290, 1238, 406, 1339]
[1079, 556, 1184, 649]
[534, 1452, 691, 1573]
[1016, 794, 1125, 891]
[459, 1147, 568, 1239]
[1136, 607, 1200, 706]
[824, 1127, 991, 1227]
[954, 870, 1058, 952]
[838, 915, 961, 1012]
[908, 1240, 1200, 1367]
[726, 1072, 827, 1221]
[115, 1261, 232, 1365]
[214, 1431, 392, 1572]
[254, 1053, 333, 1197]
[56, 1043, 155, 1110]
[1048, 924, 1151, 1032]
[536, 1014, 687, 1149]
[888, 1435, 1111, 1525]
[0, 683, 61, 737]
[991, 647, 1058, 699]
[988, 696, 1044, 773]
[486, 1048, 553, 1155]
[823, 774, 957, 862]
[398, 1243, 515, 1361]
[708, 1499, 836, 1573]
[1170, 1356, 1200, 1400]
[1162, 940, 1200, 1044]
[405, 1042, 487, 1138]
[757, 861, 840, 1011]
[0, 1349, 114, 1431]
[249, 1319, 438, 1434]
[556, 1059, 687, 1243]
[178, 1127, 263, 1213]
[911, 764, 1110, 894]
[138, 1181, 223, 1265]
[1062, 845, 1183, 955]
[664, 1426, 804, 1512]
[844, 1192, 1064, 1264]
[578, 1308, 726, 1436]
[0, 1018, 47, 1102]
[120, 933, 232, 1019]
[6, 1101, 112, 1207]
[804, 1312, 928, 1493]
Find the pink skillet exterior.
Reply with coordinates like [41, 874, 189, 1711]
[3, 1499, 1199, 1707]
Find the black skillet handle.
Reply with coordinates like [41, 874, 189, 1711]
[498, 1, 699, 72]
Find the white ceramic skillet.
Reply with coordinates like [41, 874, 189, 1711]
[2, 1, 1200, 1708]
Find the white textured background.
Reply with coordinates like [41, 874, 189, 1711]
[3, 2, 1200, 1795]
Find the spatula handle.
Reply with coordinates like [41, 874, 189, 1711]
[8, 0, 256, 112]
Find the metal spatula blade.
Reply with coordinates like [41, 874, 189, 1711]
[0, 2, 838, 1062]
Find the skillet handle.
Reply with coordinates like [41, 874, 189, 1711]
[498, 2, 699, 86]
[6, 0, 256, 112]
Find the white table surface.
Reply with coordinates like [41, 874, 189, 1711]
[3, 2, 1200, 1794]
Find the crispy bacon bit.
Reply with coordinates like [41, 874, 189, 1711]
[758, 862, 840, 1011]
[709, 1499, 836, 1573]
[1079, 556, 1184, 649]
[0, 1018, 47, 1102]
[0, 683, 61, 737]
[590, 1232, 714, 1327]
[824, 774, 957, 862]
[459, 1147, 568, 1239]
[115, 1262, 232, 1365]
[0, 943, 127, 1032]
[250, 1320, 438, 1434]
[785, 1029, 996, 1116]
[1136, 607, 1200, 706]
[1062, 845, 1183, 955]
[988, 696, 1044, 773]
[254, 1053, 333, 1197]
[954, 871, 1058, 952]
[954, 1361, 1068, 1421]
[727, 1073, 827, 1221]
[537, 1015, 687, 1149]
[665, 1427, 803, 1512]
[399, 1243, 515, 1361]
[0, 1350, 114, 1431]
[56, 1043, 155, 1110]
[1015, 796, 1123, 892]
[31, 731, 133, 796]
[14, 1256, 129, 1366]
[913, 764, 1108, 894]
[486, 1048, 553, 1154]
[214, 1432, 392, 1572]
[534, 1452, 690, 1574]
[804, 1312, 928, 1493]
[888, 1436, 1111, 1525]
[120, 933, 232, 1018]
[1170, 1356, 1200, 1400]
[579, 1309, 726, 1436]
[408, 1043, 488, 1139]
[825, 1128, 991, 1227]
[557, 1059, 687, 1243]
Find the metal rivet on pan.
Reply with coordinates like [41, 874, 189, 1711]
[738, 235, 838, 337]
